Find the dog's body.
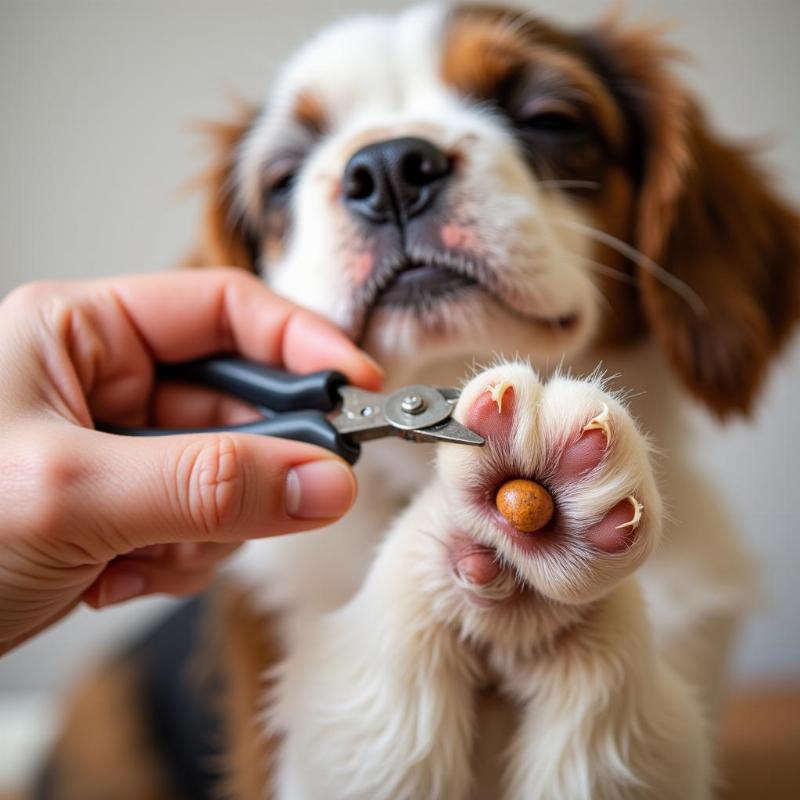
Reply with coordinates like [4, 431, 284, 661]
[40, 3, 799, 799]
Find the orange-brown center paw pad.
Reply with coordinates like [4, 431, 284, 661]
[495, 479, 554, 533]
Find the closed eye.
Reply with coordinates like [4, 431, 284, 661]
[263, 157, 302, 204]
[516, 99, 591, 140]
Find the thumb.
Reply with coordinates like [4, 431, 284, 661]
[77, 429, 357, 553]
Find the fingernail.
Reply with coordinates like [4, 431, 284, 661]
[100, 570, 147, 605]
[284, 460, 356, 520]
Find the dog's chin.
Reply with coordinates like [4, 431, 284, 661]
[357, 264, 586, 367]
[371, 262, 480, 308]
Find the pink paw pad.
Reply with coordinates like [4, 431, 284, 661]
[464, 384, 515, 442]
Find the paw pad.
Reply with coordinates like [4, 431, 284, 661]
[441, 365, 658, 605]
[495, 479, 554, 533]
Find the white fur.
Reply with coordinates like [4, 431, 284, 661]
[223, 4, 750, 796]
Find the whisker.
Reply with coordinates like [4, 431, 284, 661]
[555, 218, 707, 316]
[579, 256, 639, 287]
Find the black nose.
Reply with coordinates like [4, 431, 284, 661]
[343, 137, 452, 224]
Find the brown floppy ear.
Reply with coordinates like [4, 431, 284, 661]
[584, 20, 800, 417]
[183, 100, 260, 272]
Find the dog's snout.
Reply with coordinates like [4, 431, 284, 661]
[343, 137, 451, 224]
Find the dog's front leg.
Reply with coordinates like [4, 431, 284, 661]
[434, 362, 712, 800]
[271, 493, 479, 800]
[501, 580, 711, 800]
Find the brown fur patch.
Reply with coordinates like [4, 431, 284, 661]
[442, 5, 626, 153]
[294, 90, 327, 138]
[587, 19, 800, 415]
[719, 686, 800, 799]
[442, 4, 646, 347]
[43, 660, 177, 800]
[40, 584, 284, 800]
[643, 111, 800, 416]
[206, 584, 283, 800]
[186, 92, 326, 276]
[585, 165, 646, 346]
[185, 100, 261, 272]
[445, 5, 800, 413]
[442, 5, 537, 98]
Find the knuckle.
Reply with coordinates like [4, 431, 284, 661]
[174, 436, 247, 536]
[17, 439, 85, 540]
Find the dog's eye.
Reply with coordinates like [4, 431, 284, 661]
[263, 158, 301, 204]
[516, 100, 590, 140]
[524, 111, 584, 135]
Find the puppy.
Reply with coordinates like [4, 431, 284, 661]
[41, 3, 799, 799]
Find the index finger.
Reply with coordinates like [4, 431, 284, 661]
[106, 268, 383, 389]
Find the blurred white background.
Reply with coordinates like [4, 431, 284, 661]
[1, 0, 799, 788]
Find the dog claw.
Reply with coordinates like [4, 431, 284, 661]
[485, 380, 513, 413]
[583, 402, 611, 442]
[615, 495, 644, 530]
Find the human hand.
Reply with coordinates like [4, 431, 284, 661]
[0, 268, 382, 654]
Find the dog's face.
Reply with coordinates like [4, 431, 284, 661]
[197, 2, 799, 416]
[237, 4, 606, 371]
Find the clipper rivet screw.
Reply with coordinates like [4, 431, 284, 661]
[400, 394, 426, 414]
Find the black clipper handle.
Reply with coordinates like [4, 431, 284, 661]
[98, 412, 361, 465]
[157, 358, 348, 413]
[96, 358, 361, 463]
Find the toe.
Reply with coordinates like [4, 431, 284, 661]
[585, 497, 643, 553]
[455, 547, 503, 586]
[554, 428, 607, 483]
[464, 384, 516, 442]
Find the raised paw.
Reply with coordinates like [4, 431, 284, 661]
[429, 362, 661, 638]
